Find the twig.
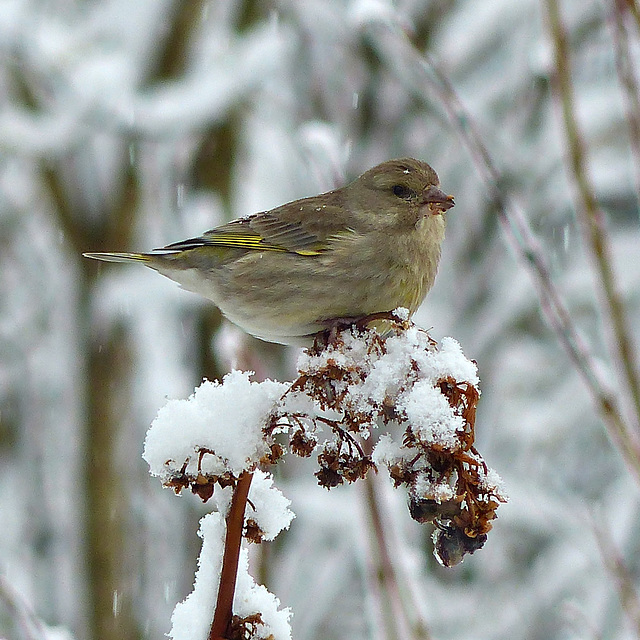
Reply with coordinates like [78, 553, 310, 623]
[591, 516, 640, 637]
[622, 0, 640, 35]
[208, 471, 253, 640]
[361, 17, 640, 480]
[363, 472, 432, 640]
[610, 0, 640, 212]
[0, 574, 45, 640]
[544, 0, 640, 438]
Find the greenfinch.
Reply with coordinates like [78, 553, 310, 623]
[84, 158, 454, 345]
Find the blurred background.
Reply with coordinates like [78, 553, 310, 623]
[2, 0, 640, 639]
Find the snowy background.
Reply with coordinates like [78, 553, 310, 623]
[2, 0, 640, 639]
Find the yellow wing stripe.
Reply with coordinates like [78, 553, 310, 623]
[202, 233, 324, 255]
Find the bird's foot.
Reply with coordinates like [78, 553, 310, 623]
[311, 310, 411, 352]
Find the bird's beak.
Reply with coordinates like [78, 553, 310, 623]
[421, 186, 455, 215]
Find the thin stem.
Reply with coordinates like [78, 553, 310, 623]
[611, 0, 640, 214]
[363, 471, 433, 640]
[622, 0, 640, 35]
[592, 516, 640, 637]
[544, 0, 640, 436]
[208, 471, 253, 640]
[0, 575, 45, 640]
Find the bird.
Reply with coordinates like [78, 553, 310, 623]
[84, 157, 454, 345]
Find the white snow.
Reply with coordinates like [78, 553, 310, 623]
[247, 470, 295, 541]
[169, 512, 225, 640]
[294, 321, 479, 452]
[232, 549, 293, 640]
[413, 472, 456, 504]
[398, 379, 464, 449]
[143, 371, 288, 479]
[371, 433, 404, 466]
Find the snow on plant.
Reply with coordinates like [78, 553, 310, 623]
[143, 310, 506, 640]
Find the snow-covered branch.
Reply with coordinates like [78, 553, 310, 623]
[144, 313, 505, 639]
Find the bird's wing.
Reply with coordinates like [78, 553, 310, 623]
[159, 217, 286, 253]
[158, 196, 349, 256]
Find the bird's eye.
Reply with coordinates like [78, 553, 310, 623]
[392, 184, 413, 199]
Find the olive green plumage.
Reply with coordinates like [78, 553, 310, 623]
[84, 158, 454, 345]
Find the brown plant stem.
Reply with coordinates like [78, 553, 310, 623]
[208, 471, 253, 640]
[544, 0, 640, 437]
[363, 473, 410, 640]
[363, 470, 433, 640]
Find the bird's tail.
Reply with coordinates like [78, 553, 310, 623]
[83, 252, 151, 264]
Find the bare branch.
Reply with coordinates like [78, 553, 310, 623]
[610, 0, 640, 210]
[363, 471, 433, 640]
[544, 0, 640, 439]
[592, 515, 640, 637]
[360, 16, 640, 481]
